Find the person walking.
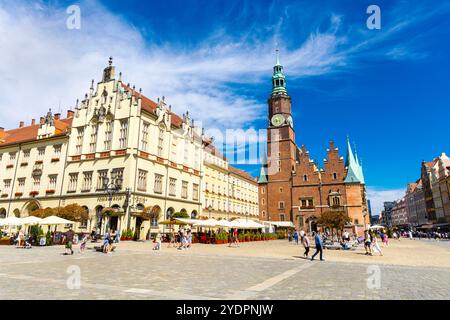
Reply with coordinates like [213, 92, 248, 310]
[311, 231, 324, 261]
[232, 228, 239, 247]
[79, 234, 88, 254]
[302, 233, 310, 258]
[299, 229, 305, 243]
[17, 229, 24, 248]
[288, 230, 293, 243]
[65, 228, 75, 255]
[364, 230, 372, 256]
[371, 232, 383, 256]
[293, 230, 299, 245]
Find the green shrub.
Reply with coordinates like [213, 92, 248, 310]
[215, 232, 228, 241]
[46, 230, 52, 246]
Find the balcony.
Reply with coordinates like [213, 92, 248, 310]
[20, 162, 28, 167]
[14, 192, 23, 198]
[51, 158, 60, 163]
[29, 191, 39, 197]
[46, 189, 56, 195]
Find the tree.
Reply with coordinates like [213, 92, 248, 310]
[317, 210, 351, 237]
[57, 204, 88, 222]
[172, 211, 189, 219]
[31, 207, 55, 218]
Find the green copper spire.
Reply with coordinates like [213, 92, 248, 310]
[271, 48, 287, 95]
[345, 136, 365, 184]
[258, 153, 268, 184]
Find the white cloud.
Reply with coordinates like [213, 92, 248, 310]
[0, 0, 349, 132]
[366, 187, 405, 217]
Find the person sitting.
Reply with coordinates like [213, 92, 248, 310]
[152, 236, 161, 251]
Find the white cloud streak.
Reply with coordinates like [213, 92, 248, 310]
[0, 0, 350, 131]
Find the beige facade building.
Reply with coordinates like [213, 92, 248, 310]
[0, 59, 259, 238]
[202, 141, 259, 221]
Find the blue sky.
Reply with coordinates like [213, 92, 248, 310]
[0, 0, 449, 214]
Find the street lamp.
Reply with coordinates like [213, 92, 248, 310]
[103, 176, 123, 208]
[102, 176, 123, 233]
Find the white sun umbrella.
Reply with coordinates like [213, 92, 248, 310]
[40, 216, 75, 225]
[173, 218, 200, 225]
[215, 220, 233, 228]
[369, 225, 385, 230]
[0, 216, 23, 227]
[20, 216, 43, 226]
[193, 218, 219, 228]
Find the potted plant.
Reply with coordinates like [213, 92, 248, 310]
[46, 230, 53, 246]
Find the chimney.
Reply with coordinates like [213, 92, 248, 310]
[31, 119, 36, 125]
[54, 113, 61, 120]
[67, 110, 74, 118]
[19, 121, 24, 128]
[40, 117, 45, 125]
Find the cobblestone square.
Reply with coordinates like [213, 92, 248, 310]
[0, 239, 449, 300]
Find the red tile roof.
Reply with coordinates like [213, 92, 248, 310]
[229, 165, 257, 183]
[121, 83, 183, 128]
[0, 118, 73, 147]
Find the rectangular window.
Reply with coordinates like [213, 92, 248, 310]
[169, 178, 177, 196]
[194, 147, 200, 170]
[68, 173, 78, 192]
[23, 150, 30, 161]
[111, 168, 124, 190]
[17, 178, 26, 193]
[278, 201, 285, 210]
[53, 145, 62, 159]
[76, 128, 84, 154]
[138, 170, 147, 192]
[119, 120, 128, 149]
[157, 127, 164, 157]
[141, 122, 149, 151]
[97, 170, 108, 190]
[104, 120, 113, 151]
[89, 124, 98, 153]
[183, 140, 189, 165]
[193, 184, 199, 201]
[82, 172, 93, 191]
[48, 175, 57, 190]
[181, 181, 188, 199]
[9, 152, 16, 165]
[154, 174, 163, 194]
[33, 176, 40, 190]
[37, 148, 45, 161]
[3, 179, 11, 194]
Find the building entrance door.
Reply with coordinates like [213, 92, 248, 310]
[135, 217, 143, 240]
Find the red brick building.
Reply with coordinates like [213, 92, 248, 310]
[258, 53, 369, 235]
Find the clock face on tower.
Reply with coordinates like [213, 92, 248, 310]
[271, 114, 285, 127]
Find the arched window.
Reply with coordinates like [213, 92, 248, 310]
[303, 175, 308, 182]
